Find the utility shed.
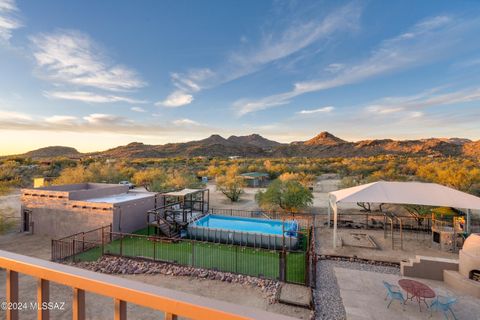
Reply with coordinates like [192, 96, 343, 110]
[21, 183, 157, 238]
[240, 172, 270, 187]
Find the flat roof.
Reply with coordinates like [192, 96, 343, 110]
[85, 192, 154, 204]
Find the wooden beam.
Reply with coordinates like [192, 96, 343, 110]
[73, 288, 85, 320]
[6, 270, 19, 320]
[0, 250, 295, 320]
[165, 312, 178, 320]
[37, 278, 50, 320]
[114, 299, 127, 320]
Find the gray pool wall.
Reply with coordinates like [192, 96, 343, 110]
[187, 225, 298, 250]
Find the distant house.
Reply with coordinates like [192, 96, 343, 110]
[240, 172, 269, 188]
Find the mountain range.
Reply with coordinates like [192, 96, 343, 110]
[9, 132, 480, 159]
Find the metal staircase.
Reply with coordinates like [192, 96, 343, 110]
[154, 217, 180, 238]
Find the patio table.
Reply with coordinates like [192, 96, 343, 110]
[398, 279, 436, 311]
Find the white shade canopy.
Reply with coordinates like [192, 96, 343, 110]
[162, 188, 206, 197]
[329, 181, 480, 210]
[328, 181, 480, 248]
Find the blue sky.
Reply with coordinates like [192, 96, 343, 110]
[1, 0, 480, 154]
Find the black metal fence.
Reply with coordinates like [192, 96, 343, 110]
[104, 231, 309, 285]
[52, 223, 315, 286]
[51, 225, 111, 261]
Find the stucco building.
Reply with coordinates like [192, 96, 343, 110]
[21, 183, 157, 238]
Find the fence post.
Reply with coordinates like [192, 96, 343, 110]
[305, 248, 310, 287]
[51, 239, 54, 261]
[101, 227, 105, 256]
[82, 232, 85, 252]
[191, 240, 195, 267]
[72, 239, 76, 263]
[153, 239, 156, 261]
[109, 224, 113, 242]
[279, 251, 286, 282]
[120, 234, 123, 256]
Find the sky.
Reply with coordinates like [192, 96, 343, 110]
[1, 0, 480, 155]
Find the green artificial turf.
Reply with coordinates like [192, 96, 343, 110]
[72, 227, 307, 284]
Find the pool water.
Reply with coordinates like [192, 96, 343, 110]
[193, 214, 297, 236]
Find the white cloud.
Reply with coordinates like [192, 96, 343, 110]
[171, 69, 215, 93]
[229, 4, 360, 72]
[409, 111, 423, 118]
[155, 90, 194, 108]
[0, 0, 22, 42]
[44, 91, 147, 104]
[324, 63, 345, 73]
[31, 30, 146, 91]
[298, 106, 334, 114]
[0, 111, 216, 137]
[44, 115, 78, 125]
[172, 118, 200, 126]
[83, 113, 122, 124]
[365, 86, 480, 115]
[0, 110, 31, 121]
[163, 3, 361, 107]
[366, 106, 404, 114]
[234, 15, 480, 115]
[130, 106, 146, 113]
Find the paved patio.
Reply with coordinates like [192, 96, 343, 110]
[335, 267, 480, 320]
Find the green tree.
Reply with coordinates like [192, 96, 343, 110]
[53, 166, 88, 184]
[255, 179, 313, 213]
[133, 168, 202, 192]
[216, 165, 246, 202]
[132, 168, 167, 191]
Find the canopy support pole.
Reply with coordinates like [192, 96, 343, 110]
[466, 209, 471, 234]
[332, 199, 338, 249]
[327, 200, 331, 228]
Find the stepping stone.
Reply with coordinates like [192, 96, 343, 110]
[278, 283, 312, 308]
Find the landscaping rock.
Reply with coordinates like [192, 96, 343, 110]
[70, 256, 280, 304]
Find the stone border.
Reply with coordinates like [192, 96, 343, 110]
[317, 254, 400, 268]
[69, 256, 281, 304]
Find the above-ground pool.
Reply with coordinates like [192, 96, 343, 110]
[188, 214, 299, 250]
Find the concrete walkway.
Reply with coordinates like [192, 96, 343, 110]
[335, 267, 480, 320]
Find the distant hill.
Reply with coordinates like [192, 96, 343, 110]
[302, 131, 346, 146]
[11, 132, 480, 159]
[98, 134, 268, 158]
[23, 146, 80, 159]
[227, 134, 284, 149]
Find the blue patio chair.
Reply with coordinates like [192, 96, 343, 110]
[382, 281, 405, 309]
[430, 295, 458, 320]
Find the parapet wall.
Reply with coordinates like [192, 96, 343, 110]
[68, 185, 128, 200]
[400, 255, 459, 281]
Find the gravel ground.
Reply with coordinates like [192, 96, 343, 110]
[314, 259, 400, 320]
